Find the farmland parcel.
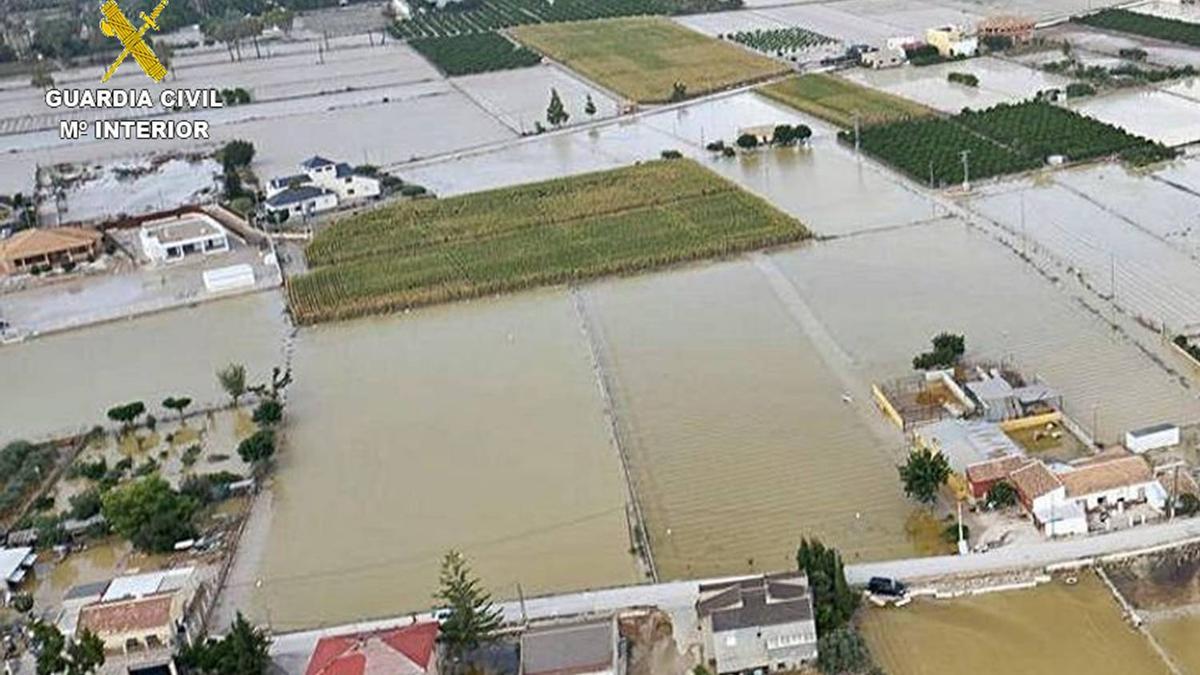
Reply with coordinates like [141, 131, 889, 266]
[510, 17, 790, 103]
[390, 0, 741, 39]
[758, 73, 934, 128]
[288, 160, 808, 323]
[409, 33, 542, 76]
[850, 100, 1174, 186]
[1074, 8, 1200, 48]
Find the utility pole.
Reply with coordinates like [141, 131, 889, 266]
[960, 149, 971, 191]
[853, 111, 861, 155]
[1092, 404, 1100, 447]
[517, 582, 528, 625]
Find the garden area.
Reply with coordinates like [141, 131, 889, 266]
[409, 32, 542, 76]
[758, 74, 933, 128]
[6, 364, 290, 556]
[1074, 8, 1200, 48]
[725, 26, 835, 59]
[288, 159, 809, 323]
[847, 100, 1176, 187]
[511, 17, 788, 103]
[390, 0, 742, 39]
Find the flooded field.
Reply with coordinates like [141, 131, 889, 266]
[405, 91, 934, 236]
[841, 57, 1071, 113]
[770, 218, 1200, 442]
[862, 576, 1171, 675]
[1071, 86, 1200, 147]
[1151, 617, 1200, 675]
[450, 64, 619, 134]
[0, 291, 289, 443]
[583, 258, 916, 577]
[968, 165, 1200, 334]
[248, 289, 638, 629]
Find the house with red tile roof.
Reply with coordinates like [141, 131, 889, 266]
[304, 622, 439, 675]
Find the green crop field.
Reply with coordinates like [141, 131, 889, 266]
[1074, 8, 1200, 48]
[288, 160, 809, 323]
[511, 17, 789, 103]
[846, 100, 1175, 187]
[758, 73, 934, 128]
[409, 32, 542, 76]
[391, 0, 740, 39]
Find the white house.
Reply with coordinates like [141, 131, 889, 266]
[266, 156, 381, 202]
[1125, 423, 1181, 454]
[1008, 453, 1165, 537]
[263, 185, 339, 219]
[138, 212, 230, 264]
[1058, 454, 1166, 512]
[697, 573, 818, 674]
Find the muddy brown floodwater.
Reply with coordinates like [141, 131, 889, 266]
[862, 576, 1172, 675]
[583, 258, 917, 578]
[0, 292, 290, 444]
[247, 289, 638, 630]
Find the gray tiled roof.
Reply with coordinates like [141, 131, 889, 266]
[698, 573, 814, 633]
[301, 156, 335, 169]
[266, 185, 329, 207]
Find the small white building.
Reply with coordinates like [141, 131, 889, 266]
[0, 546, 36, 590]
[861, 46, 906, 69]
[138, 212, 230, 264]
[1125, 423, 1181, 454]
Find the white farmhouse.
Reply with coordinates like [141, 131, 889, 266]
[264, 185, 339, 220]
[138, 212, 230, 264]
[266, 156, 381, 202]
[264, 156, 381, 220]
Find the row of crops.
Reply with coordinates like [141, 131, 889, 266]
[1074, 8, 1200, 48]
[391, 0, 737, 39]
[289, 159, 808, 323]
[845, 101, 1175, 187]
[725, 27, 836, 58]
[409, 32, 541, 75]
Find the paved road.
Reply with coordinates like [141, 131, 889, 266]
[268, 516, 1200, 672]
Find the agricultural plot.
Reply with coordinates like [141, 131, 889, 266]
[850, 101, 1174, 187]
[726, 26, 836, 59]
[409, 32, 541, 76]
[288, 159, 808, 323]
[758, 73, 933, 128]
[511, 17, 789, 103]
[391, 0, 740, 39]
[1075, 8, 1200, 48]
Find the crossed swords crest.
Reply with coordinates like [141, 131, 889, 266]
[99, 0, 171, 82]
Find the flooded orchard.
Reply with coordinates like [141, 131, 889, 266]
[861, 576, 1172, 675]
[247, 289, 639, 629]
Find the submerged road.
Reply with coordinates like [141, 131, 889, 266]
[268, 516, 1200, 671]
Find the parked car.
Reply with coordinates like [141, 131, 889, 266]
[868, 576, 908, 597]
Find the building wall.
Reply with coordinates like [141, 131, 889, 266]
[709, 622, 817, 674]
[1073, 482, 1156, 511]
[1126, 428, 1180, 453]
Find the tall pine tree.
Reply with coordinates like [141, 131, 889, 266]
[435, 550, 504, 662]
